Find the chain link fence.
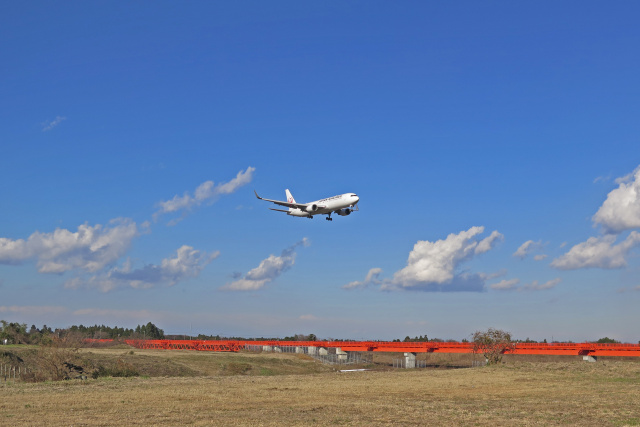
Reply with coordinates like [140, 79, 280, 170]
[244, 344, 373, 366]
[392, 359, 428, 369]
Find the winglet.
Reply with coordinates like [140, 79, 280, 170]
[254, 190, 263, 200]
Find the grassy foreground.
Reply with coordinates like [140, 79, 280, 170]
[1, 348, 640, 426]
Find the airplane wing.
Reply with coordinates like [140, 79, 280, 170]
[254, 190, 308, 209]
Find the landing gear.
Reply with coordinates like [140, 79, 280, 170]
[326, 213, 333, 221]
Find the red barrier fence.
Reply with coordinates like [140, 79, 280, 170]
[84, 339, 640, 357]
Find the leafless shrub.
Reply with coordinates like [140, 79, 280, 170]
[22, 334, 84, 382]
[472, 328, 515, 365]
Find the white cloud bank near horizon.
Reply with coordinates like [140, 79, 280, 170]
[490, 277, 561, 292]
[221, 238, 309, 291]
[154, 167, 255, 224]
[489, 278, 520, 290]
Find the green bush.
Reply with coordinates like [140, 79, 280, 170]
[92, 359, 139, 378]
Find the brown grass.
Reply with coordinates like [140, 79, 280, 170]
[1, 349, 640, 426]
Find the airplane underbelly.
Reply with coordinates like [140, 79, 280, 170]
[317, 201, 346, 214]
[289, 209, 309, 217]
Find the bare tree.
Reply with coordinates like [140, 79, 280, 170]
[472, 328, 515, 365]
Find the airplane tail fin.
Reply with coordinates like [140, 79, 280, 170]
[285, 189, 296, 204]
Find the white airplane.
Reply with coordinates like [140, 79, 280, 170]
[254, 189, 359, 221]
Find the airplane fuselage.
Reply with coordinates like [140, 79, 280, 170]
[288, 193, 360, 217]
[254, 189, 359, 221]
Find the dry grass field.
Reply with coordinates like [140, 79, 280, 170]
[2, 347, 640, 426]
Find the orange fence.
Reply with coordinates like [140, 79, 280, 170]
[86, 339, 640, 357]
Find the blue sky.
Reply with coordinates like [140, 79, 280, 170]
[2, 2, 640, 342]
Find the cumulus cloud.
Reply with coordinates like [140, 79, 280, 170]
[342, 267, 383, 290]
[592, 166, 640, 234]
[533, 254, 548, 261]
[65, 245, 219, 292]
[154, 167, 255, 223]
[551, 165, 640, 272]
[383, 226, 503, 292]
[221, 238, 309, 291]
[0, 218, 138, 274]
[551, 232, 640, 270]
[41, 116, 66, 131]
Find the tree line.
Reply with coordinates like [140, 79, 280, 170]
[0, 320, 165, 344]
[1, 320, 633, 347]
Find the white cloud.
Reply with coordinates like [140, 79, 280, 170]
[298, 314, 318, 321]
[0, 218, 138, 274]
[0, 305, 68, 315]
[513, 240, 543, 259]
[41, 116, 66, 131]
[616, 286, 640, 293]
[342, 267, 383, 290]
[592, 166, 640, 234]
[533, 254, 548, 261]
[154, 167, 255, 223]
[489, 278, 520, 290]
[490, 277, 560, 291]
[521, 278, 561, 291]
[384, 226, 503, 292]
[551, 232, 640, 270]
[480, 269, 507, 281]
[72, 308, 154, 319]
[65, 245, 219, 292]
[551, 165, 640, 272]
[475, 230, 503, 255]
[221, 238, 309, 291]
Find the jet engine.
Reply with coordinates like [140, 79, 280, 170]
[305, 204, 319, 213]
[336, 208, 352, 216]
